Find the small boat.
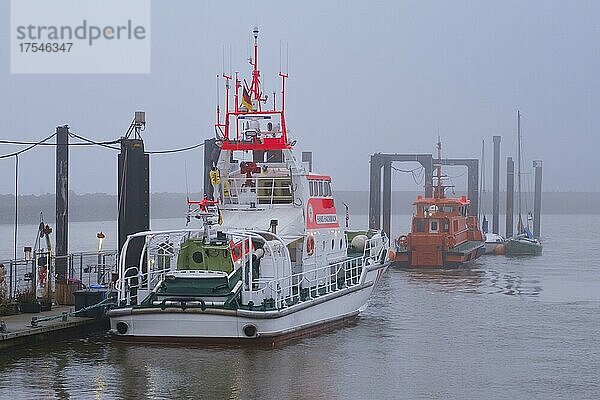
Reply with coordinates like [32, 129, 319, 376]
[505, 234, 542, 256]
[505, 111, 542, 256]
[392, 140, 485, 267]
[484, 233, 505, 255]
[108, 27, 390, 342]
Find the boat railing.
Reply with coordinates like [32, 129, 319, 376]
[223, 176, 293, 205]
[114, 229, 387, 309]
[245, 235, 387, 309]
[114, 228, 288, 306]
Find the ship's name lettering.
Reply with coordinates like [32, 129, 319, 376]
[316, 214, 337, 224]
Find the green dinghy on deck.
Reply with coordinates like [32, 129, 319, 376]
[139, 237, 243, 310]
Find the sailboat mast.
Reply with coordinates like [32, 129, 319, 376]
[480, 139, 485, 220]
[517, 110, 522, 217]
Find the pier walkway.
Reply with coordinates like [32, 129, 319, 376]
[0, 306, 107, 350]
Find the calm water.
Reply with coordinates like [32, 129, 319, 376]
[1, 215, 599, 399]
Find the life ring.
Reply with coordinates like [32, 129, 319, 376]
[306, 235, 315, 256]
[397, 235, 408, 248]
[230, 239, 248, 262]
[38, 267, 47, 284]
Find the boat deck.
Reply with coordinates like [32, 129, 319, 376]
[451, 240, 485, 254]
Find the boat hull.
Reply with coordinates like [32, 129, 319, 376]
[505, 238, 542, 256]
[108, 263, 388, 341]
[393, 241, 484, 268]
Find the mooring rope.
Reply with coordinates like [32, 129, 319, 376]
[29, 296, 114, 327]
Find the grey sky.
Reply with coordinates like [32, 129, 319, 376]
[0, 0, 598, 196]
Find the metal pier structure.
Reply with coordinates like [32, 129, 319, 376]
[0, 112, 154, 347]
[369, 153, 479, 238]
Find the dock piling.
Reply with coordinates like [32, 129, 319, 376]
[382, 159, 392, 238]
[368, 154, 382, 230]
[55, 125, 69, 302]
[492, 135, 501, 234]
[505, 157, 514, 238]
[533, 160, 543, 238]
[118, 118, 149, 282]
[203, 138, 219, 199]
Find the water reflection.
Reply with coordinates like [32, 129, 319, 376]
[391, 260, 542, 298]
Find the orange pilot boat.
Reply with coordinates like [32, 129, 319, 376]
[393, 141, 485, 268]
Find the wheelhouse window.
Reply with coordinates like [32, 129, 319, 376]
[429, 220, 439, 233]
[308, 179, 332, 198]
[415, 219, 426, 232]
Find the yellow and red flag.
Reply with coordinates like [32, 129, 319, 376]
[241, 87, 253, 110]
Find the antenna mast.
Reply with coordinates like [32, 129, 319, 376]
[434, 137, 445, 198]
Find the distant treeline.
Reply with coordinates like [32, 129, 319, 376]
[0, 191, 599, 224]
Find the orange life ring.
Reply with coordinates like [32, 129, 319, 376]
[38, 267, 47, 284]
[306, 235, 315, 256]
[397, 235, 408, 248]
[387, 249, 396, 261]
[230, 239, 248, 262]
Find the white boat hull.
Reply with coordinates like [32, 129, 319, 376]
[109, 263, 388, 341]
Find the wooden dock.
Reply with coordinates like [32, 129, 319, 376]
[0, 306, 108, 350]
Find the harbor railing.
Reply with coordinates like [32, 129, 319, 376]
[0, 250, 118, 304]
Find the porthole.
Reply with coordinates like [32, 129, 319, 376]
[192, 251, 204, 263]
[243, 324, 257, 337]
[116, 321, 128, 335]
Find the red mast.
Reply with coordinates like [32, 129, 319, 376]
[215, 27, 291, 152]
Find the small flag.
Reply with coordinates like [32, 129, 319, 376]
[241, 87, 253, 110]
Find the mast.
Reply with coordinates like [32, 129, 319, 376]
[517, 109, 523, 232]
[250, 26, 261, 105]
[217, 27, 290, 152]
[434, 137, 444, 198]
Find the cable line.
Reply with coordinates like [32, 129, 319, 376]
[0, 133, 57, 159]
[68, 132, 121, 150]
[145, 142, 205, 154]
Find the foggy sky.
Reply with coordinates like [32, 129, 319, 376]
[1, 0, 599, 196]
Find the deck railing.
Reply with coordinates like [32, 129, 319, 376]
[113, 229, 388, 310]
[246, 236, 386, 309]
[223, 176, 293, 205]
